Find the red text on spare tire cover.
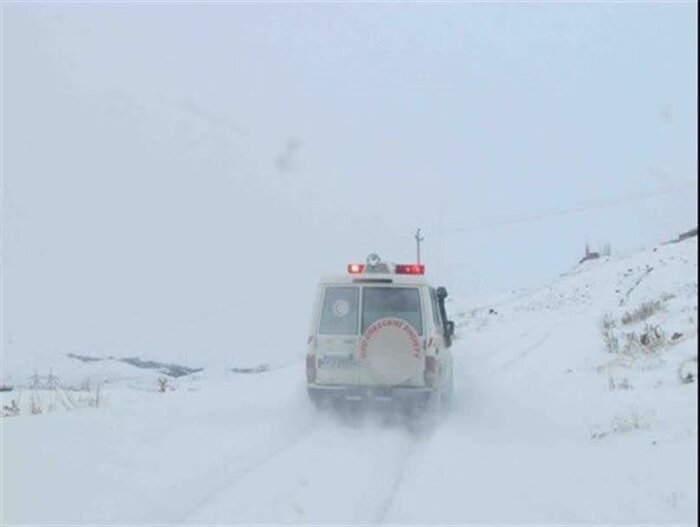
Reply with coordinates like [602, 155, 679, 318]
[359, 318, 421, 359]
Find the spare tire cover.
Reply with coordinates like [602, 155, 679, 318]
[360, 317, 423, 385]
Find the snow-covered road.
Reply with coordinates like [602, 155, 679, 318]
[3, 239, 697, 524]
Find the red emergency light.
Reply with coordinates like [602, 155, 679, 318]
[347, 263, 366, 274]
[395, 264, 426, 275]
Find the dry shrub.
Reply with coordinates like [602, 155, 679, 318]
[600, 313, 620, 354]
[679, 356, 698, 384]
[608, 376, 633, 391]
[2, 398, 20, 417]
[621, 300, 663, 325]
[600, 310, 669, 356]
[75, 384, 103, 408]
[158, 376, 173, 393]
[591, 412, 646, 440]
[622, 324, 667, 355]
[29, 392, 42, 415]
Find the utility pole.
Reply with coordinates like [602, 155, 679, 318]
[415, 228, 424, 264]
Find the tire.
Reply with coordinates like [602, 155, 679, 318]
[307, 388, 324, 410]
[440, 365, 454, 414]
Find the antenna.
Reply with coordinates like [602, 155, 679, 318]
[415, 228, 424, 264]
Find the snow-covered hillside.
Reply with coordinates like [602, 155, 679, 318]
[2, 235, 697, 524]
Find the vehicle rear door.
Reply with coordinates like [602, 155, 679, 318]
[359, 286, 425, 387]
[314, 285, 361, 385]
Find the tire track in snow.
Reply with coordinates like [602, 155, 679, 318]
[497, 328, 553, 373]
[373, 435, 421, 525]
[369, 413, 445, 525]
[468, 319, 543, 361]
[181, 412, 441, 525]
[177, 419, 319, 522]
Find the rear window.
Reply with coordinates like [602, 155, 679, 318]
[361, 287, 423, 335]
[318, 286, 359, 335]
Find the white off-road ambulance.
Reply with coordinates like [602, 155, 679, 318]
[306, 254, 455, 411]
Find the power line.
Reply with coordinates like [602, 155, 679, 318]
[431, 183, 696, 237]
[44, 182, 697, 354]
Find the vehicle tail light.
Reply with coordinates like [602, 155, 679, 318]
[424, 356, 438, 387]
[347, 263, 365, 274]
[306, 354, 317, 383]
[395, 264, 425, 275]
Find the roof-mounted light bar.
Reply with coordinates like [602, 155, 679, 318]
[347, 261, 426, 275]
[347, 263, 366, 274]
[395, 264, 425, 275]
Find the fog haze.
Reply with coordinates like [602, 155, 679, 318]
[2, 3, 697, 368]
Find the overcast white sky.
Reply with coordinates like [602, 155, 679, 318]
[1, 2, 697, 368]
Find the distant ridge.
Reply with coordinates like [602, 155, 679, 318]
[667, 227, 698, 244]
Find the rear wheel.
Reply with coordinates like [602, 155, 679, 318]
[307, 388, 328, 411]
[439, 365, 454, 414]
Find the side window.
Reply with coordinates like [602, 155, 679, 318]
[319, 286, 359, 335]
[430, 288, 443, 331]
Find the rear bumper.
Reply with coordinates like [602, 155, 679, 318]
[307, 383, 433, 406]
